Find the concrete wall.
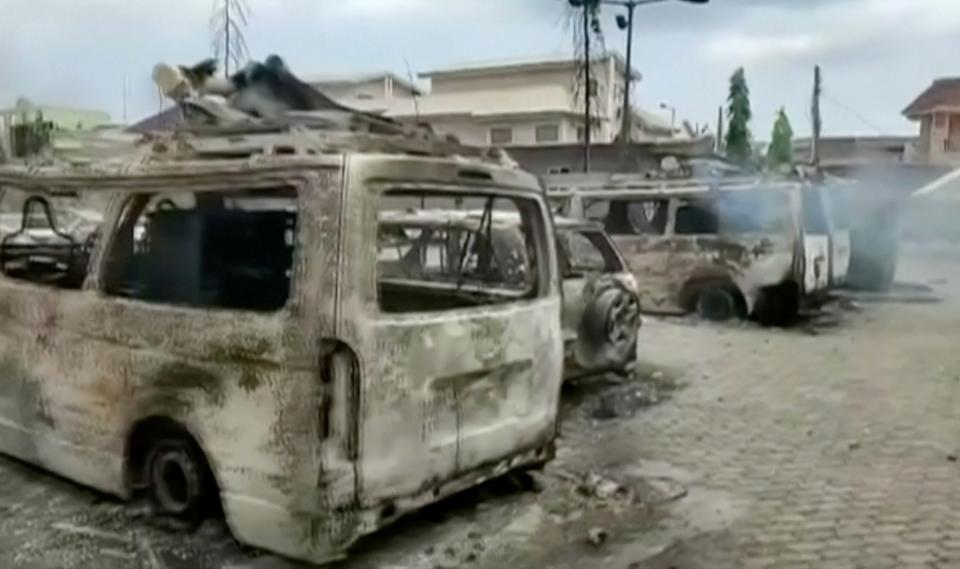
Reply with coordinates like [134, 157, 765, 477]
[419, 58, 625, 146]
[920, 112, 960, 166]
[425, 117, 489, 146]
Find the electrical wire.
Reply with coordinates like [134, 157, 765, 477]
[820, 89, 889, 134]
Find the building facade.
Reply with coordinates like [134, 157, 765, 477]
[904, 78, 960, 166]
[1, 97, 113, 157]
[307, 54, 677, 147]
[307, 73, 422, 115]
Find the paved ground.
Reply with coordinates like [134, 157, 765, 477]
[633, 253, 960, 569]
[0, 252, 958, 568]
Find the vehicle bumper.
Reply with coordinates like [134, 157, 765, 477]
[222, 442, 555, 565]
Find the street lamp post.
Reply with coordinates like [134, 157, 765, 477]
[660, 101, 676, 131]
[604, 0, 708, 147]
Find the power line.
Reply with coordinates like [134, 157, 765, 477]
[820, 89, 888, 134]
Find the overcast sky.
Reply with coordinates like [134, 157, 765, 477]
[2, 0, 957, 138]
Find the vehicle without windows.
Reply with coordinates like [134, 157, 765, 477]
[378, 208, 640, 378]
[546, 178, 811, 325]
[0, 125, 563, 564]
[554, 219, 640, 377]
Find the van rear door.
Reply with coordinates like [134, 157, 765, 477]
[341, 182, 562, 507]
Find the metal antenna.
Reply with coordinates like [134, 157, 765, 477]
[404, 58, 422, 125]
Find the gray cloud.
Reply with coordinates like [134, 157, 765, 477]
[0, 0, 943, 137]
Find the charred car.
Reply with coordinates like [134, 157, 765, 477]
[547, 179, 814, 324]
[0, 57, 565, 564]
[378, 209, 640, 377]
[554, 218, 640, 376]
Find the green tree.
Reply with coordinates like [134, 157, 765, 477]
[767, 108, 794, 169]
[725, 67, 753, 165]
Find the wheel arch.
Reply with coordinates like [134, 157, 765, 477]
[123, 415, 223, 503]
[679, 276, 748, 317]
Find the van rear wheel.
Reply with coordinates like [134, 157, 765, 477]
[696, 287, 737, 322]
[146, 438, 214, 520]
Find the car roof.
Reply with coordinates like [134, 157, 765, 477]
[0, 126, 531, 191]
[379, 208, 601, 232]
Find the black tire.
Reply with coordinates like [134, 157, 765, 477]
[578, 277, 641, 372]
[696, 287, 736, 322]
[145, 437, 215, 521]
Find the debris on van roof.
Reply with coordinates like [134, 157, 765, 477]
[0, 55, 520, 172]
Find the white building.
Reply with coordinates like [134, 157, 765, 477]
[309, 53, 679, 148]
[1, 97, 113, 158]
[306, 72, 422, 115]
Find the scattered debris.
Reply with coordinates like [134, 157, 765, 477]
[50, 522, 130, 544]
[848, 440, 861, 451]
[587, 527, 609, 547]
[948, 453, 958, 462]
[562, 470, 643, 508]
[100, 548, 134, 560]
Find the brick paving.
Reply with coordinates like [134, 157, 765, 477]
[627, 254, 960, 569]
[0, 254, 959, 568]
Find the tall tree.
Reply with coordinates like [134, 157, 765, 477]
[210, 0, 251, 77]
[767, 108, 794, 169]
[724, 67, 753, 165]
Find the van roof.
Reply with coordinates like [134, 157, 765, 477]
[544, 179, 802, 199]
[0, 126, 530, 190]
[379, 208, 595, 231]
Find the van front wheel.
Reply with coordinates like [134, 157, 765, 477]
[146, 438, 214, 520]
[696, 287, 737, 322]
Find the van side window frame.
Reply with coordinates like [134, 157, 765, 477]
[374, 185, 553, 315]
[96, 184, 303, 315]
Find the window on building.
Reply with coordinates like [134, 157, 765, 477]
[490, 127, 513, 145]
[377, 190, 545, 313]
[535, 124, 560, 144]
[588, 79, 599, 97]
[576, 124, 599, 143]
[103, 188, 298, 312]
[0, 186, 107, 289]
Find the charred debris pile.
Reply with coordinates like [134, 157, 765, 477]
[1, 55, 517, 170]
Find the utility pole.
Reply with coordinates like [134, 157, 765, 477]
[582, 3, 592, 172]
[716, 105, 724, 153]
[619, 2, 636, 148]
[812, 65, 822, 171]
[224, 0, 231, 76]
